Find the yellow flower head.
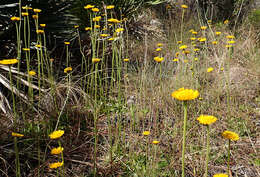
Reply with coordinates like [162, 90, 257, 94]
[200, 26, 207, 30]
[93, 16, 101, 22]
[154, 56, 164, 63]
[108, 18, 120, 23]
[199, 37, 206, 42]
[64, 42, 70, 45]
[225, 45, 233, 48]
[224, 20, 229, 24]
[74, 25, 79, 29]
[222, 130, 239, 141]
[212, 41, 218, 45]
[32, 15, 38, 19]
[194, 57, 198, 61]
[216, 31, 222, 35]
[106, 5, 115, 9]
[190, 37, 196, 41]
[194, 48, 200, 52]
[108, 37, 115, 41]
[51, 147, 64, 155]
[100, 34, 109, 37]
[189, 29, 194, 33]
[22, 6, 32, 10]
[11, 17, 20, 21]
[28, 70, 36, 76]
[94, 25, 100, 28]
[12, 132, 24, 137]
[156, 48, 162, 52]
[35, 44, 41, 48]
[40, 24, 46, 28]
[226, 35, 235, 39]
[22, 12, 29, 16]
[0, 59, 19, 65]
[213, 174, 228, 177]
[115, 28, 124, 33]
[183, 50, 190, 54]
[84, 5, 94, 9]
[49, 130, 64, 139]
[179, 45, 187, 50]
[183, 59, 188, 63]
[143, 131, 150, 136]
[49, 161, 64, 169]
[36, 30, 44, 34]
[85, 27, 92, 31]
[157, 43, 163, 47]
[152, 140, 159, 144]
[192, 31, 198, 35]
[91, 8, 99, 12]
[177, 41, 182, 44]
[181, 5, 188, 9]
[227, 40, 236, 44]
[64, 67, 72, 73]
[92, 58, 101, 63]
[197, 115, 217, 125]
[221, 67, 224, 71]
[175, 52, 180, 57]
[22, 48, 30, 51]
[171, 88, 199, 101]
[123, 58, 129, 62]
[33, 9, 41, 13]
[173, 58, 179, 62]
[207, 67, 214, 73]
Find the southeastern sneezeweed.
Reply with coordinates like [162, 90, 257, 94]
[222, 130, 239, 175]
[213, 173, 228, 177]
[197, 115, 217, 177]
[12, 132, 24, 177]
[171, 88, 199, 177]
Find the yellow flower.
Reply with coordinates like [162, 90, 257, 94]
[64, 42, 70, 45]
[0, 59, 19, 65]
[12, 132, 24, 137]
[194, 48, 200, 52]
[115, 28, 124, 33]
[152, 140, 159, 144]
[85, 27, 92, 31]
[51, 147, 64, 155]
[92, 58, 101, 63]
[49, 161, 64, 169]
[227, 40, 236, 44]
[106, 5, 115, 9]
[183, 59, 188, 63]
[189, 29, 194, 33]
[157, 43, 163, 47]
[190, 37, 196, 41]
[94, 25, 100, 28]
[123, 58, 129, 62]
[207, 20, 212, 23]
[11, 17, 20, 21]
[92, 8, 99, 12]
[102, 27, 107, 31]
[200, 26, 207, 30]
[171, 88, 199, 101]
[49, 130, 64, 139]
[207, 67, 214, 73]
[22, 12, 29, 16]
[93, 16, 101, 22]
[84, 5, 94, 9]
[35, 44, 41, 48]
[197, 115, 217, 125]
[225, 45, 233, 48]
[181, 5, 188, 9]
[222, 131, 239, 141]
[173, 58, 179, 62]
[143, 131, 150, 136]
[221, 67, 224, 71]
[224, 19, 229, 24]
[36, 30, 44, 34]
[33, 9, 41, 13]
[50, 58, 54, 62]
[216, 31, 221, 35]
[40, 24, 46, 28]
[100, 34, 109, 37]
[154, 56, 164, 63]
[32, 15, 38, 19]
[22, 6, 32, 10]
[175, 52, 180, 57]
[156, 48, 162, 52]
[28, 70, 36, 76]
[179, 45, 187, 50]
[107, 18, 120, 23]
[192, 31, 198, 35]
[213, 174, 228, 177]
[183, 50, 190, 54]
[194, 57, 198, 61]
[64, 67, 72, 73]
[177, 41, 182, 44]
[108, 37, 115, 41]
[22, 48, 30, 51]
[226, 35, 235, 39]
[199, 37, 206, 42]
[212, 41, 218, 45]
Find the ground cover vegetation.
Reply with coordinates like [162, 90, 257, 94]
[0, 0, 259, 176]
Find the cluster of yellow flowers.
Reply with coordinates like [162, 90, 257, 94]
[142, 131, 159, 145]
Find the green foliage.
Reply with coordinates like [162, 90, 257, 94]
[248, 9, 260, 28]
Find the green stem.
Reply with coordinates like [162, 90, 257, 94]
[205, 125, 210, 177]
[227, 140, 231, 175]
[182, 101, 188, 177]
